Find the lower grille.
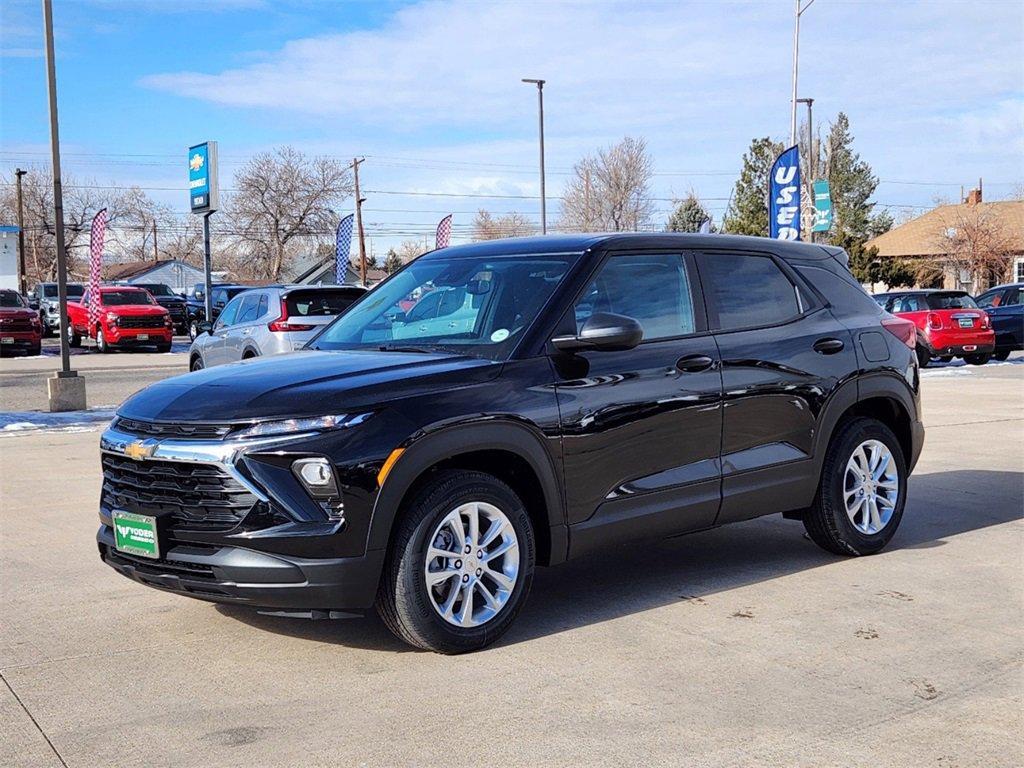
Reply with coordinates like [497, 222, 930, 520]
[117, 316, 166, 330]
[101, 453, 258, 532]
[104, 545, 217, 581]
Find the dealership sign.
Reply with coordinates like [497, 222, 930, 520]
[769, 145, 801, 241]
[188, 141, 219, 214]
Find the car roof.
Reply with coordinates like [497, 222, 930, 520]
[420, 233, 844, 262]
[982, 282, 1024, 292]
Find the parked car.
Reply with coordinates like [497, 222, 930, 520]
[974, 282, 1023, 361]
[0, 289, 42, 356]
[66, 286, 173, 353]
[185, 283, 250, 341]
[874, 289, 994, 366]
[131, 283, 188, 334]
[98, 234, 924, 653]
[188, 284, 367, 370]
[30, 281, 85, 336]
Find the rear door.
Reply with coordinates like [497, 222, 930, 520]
[554, 251, 723, 558]
[697, 249, 859, 524]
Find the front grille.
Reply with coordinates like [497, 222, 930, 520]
[102, 454, 258, 532]
[117, 316, 167, 330]
[163, 304, 186, 319]
[114, 416, 232, 440]
[0, 319, 35, 332]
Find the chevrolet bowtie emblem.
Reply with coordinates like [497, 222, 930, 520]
[190, 153, 204, 172]
[124, 440, 156, 461]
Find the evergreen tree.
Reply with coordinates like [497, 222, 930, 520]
[666, 193, 716, 233]
[721, 137, 783, 236]
[383, 248, 404, 275]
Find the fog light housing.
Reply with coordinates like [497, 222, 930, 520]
[292, 458, 339, 499]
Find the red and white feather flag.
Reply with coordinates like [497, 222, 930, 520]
[435, 214, 452, 249]
[87, 208, 107, 329]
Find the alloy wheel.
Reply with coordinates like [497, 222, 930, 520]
[843, 439, 899, 535]
[423, 501, 520, 628]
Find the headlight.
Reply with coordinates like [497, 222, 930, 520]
[105, 312, 120, 324]
[229, 413, 356, 440]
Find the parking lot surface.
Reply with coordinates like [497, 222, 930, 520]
[1, 358, 1022, 767]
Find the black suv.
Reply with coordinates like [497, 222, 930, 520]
[133, 283, 188, 334]
[98, 234, 925, 653]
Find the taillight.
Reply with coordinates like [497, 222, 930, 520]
[980, 313, 991, 329]
[881, 316, 916, 348]
[268, 303, 314, 332]
[927, 312, 943, 330]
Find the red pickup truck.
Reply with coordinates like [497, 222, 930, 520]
[67, 286, 173, 353]
[0, 289, 42, 356]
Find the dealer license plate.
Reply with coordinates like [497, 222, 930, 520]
[1, 337, 13, 344]
[112, 510, 159, 559]
[958, 318, 973, 328]
[137, 334, 149, 340]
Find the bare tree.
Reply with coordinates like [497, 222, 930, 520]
[226, 147, 353, 281]
[935, 205, 1017, 289]
[396, 239, 427, 263]
[472, 209, 536, 240]
[560, 137, 655, 233]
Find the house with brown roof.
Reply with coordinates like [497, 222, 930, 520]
[104, 258, 208, 292]
[866, 187, 1024, 293]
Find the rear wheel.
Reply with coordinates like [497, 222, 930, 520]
[915, 346, 930, 368]
[937, 355, 953, 363]
[377, 470, 535, 654]
[964, 353, 991, 366]
[804, 418, 907, 557]
[992, 350, 1010, 362]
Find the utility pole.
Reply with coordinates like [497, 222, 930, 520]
[522, 79, 547, 234]
[352, 157, 367, 286]
[42, 0, 84, 410]
[797, 97, 815, 242]
[151, 219, 159, 262]
[14, 169, 27, 295]
[790, 0, 816, 146]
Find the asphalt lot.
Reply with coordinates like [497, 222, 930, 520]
[0, 355, 1022, 767]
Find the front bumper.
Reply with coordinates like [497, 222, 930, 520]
[106, 328, 173, 346]
[0, 331, 41, 351]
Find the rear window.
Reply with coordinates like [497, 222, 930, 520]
[285, 289, 363, 317]
[926, 293, 977, 310]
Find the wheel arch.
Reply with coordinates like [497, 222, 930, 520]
[368, 420, 566, 566]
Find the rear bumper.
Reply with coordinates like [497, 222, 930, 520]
[924, 328, 994, 356]
[98, 525, 384, 612]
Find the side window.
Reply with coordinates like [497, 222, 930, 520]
[215, 296, 243, 329]
[702, 253, 800, 330]
[574, 254, 695, 341]
[1004, 288, 1021, 306]
[257, 294, 269, 319]
[975, 291, 999, 308]
[235, 293, 262, 324]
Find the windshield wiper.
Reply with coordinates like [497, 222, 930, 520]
[378, 344, 435, 353]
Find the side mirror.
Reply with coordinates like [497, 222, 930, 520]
[198, 321, 213, 335]
[552, 312, 643, 353]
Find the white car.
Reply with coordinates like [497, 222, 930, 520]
[188, 284, 366, 370]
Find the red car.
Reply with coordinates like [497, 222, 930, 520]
[875, 289, 994, 367]
[66, 286, 173, 353]
[0, 289, 42, 356]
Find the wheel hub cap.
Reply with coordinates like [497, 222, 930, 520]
[424, 501, 520, 628]
[844, 439, 899, 535]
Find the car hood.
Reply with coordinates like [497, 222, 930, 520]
[118, 350, 500, 422]
[0, 308, 37, 319]
[104, 305, 168, 315]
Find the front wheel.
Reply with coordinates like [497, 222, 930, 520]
[188, 320, 199, 342]
[964, 353, 991, 366]
[95, 328, 110, 353]
[190, 355, 204, 372]
[803, 418, 907, 557]
[377, 470, 535, 654]
[66, 322, 81, 348]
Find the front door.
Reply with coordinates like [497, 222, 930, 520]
[697, 249, 859, 524]
[553, 252, 723, 558]
[203, 295, 243, 366]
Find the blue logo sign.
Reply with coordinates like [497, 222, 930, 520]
[769, 145, 801, 241]
[811, 179, 833, 233]
[188, 141, 218, 214]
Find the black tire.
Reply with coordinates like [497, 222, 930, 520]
[377, 469, 535, 654]
[992, 349, 1010, 362]
[95, 327, 110, 353]
[937, 356, 953, 363]
[66, 323, 81, 348]
[29, 343, 41, 357]
[915, 345, 930, 368]
[190, 355, 204, 372]
[188, 320, 199, 342]
[803, 417, 908, 557]
[156, 342, 172, 353]
[964, 353, 991, 366]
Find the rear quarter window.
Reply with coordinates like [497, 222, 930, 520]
[702, 253, 800, 330]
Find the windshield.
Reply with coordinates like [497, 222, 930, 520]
[311, 253, 579, 360]
[926, 292, 978, 310]
[0, 291, 26, 308]
[103, 290, 155, 306]
[137, 284, 174, 297]
[42, 284, 83, 298]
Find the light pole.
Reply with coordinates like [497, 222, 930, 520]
[797, 97, 815, 242]
[14, 169, 27, 295]
[522, 78, 547, 234]
[790, 0, 816, 146]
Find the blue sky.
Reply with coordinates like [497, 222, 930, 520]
[1, 0, 1022, 254]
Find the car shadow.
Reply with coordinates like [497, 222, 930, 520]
[217, 469, 1022, 652]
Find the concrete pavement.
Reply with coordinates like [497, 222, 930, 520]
[0, 363, 1021, 767]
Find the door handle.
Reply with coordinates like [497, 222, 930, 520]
[813, 337, 845, 354]
[676, 354, 714, 373]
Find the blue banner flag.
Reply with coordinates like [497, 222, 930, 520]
[811, 179, 833, 233]
[335, 214, 354, 284]
[769, 145, 801, 240]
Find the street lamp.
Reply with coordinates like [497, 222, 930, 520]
[797, 97, 815, 243]
[790, 0, 816, 146]
[521, 78, 547, 234]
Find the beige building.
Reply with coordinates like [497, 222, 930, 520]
[867, 188, 1024, 293]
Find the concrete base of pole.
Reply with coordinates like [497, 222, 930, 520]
[47, 372, 86, 412]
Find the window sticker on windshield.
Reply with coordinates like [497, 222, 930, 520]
[490, 329, 510, 343]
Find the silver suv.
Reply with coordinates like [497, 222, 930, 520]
[31, 282, 85, 336]
[187, 284, 366, 370]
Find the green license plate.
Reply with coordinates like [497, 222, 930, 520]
[112, 510, 160, 559]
